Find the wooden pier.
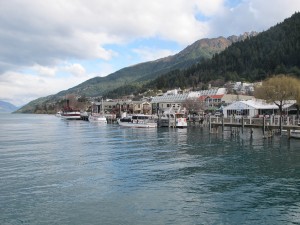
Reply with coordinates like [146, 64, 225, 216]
[188, 116, 300, 139]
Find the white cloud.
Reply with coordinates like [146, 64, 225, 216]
[1, 0, 300, 106]
[0, 0, 210, 75]
[195, 0, 225, 17]
[2, 0, 298, 75]
[31, 64, 57, 77]
[63, 63, 86, 77]
[208, 0, 300, 37]
[133, 48, 176, 62]
[0, 71, 94, 106]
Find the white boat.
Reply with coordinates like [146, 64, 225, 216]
[88, 99, 107, 124]
[55, 111, 62, 117]
[158, 107, 187, 128]
[282, 129, 300, 138]
[117, 114, 157, 128]
[290, 130, 300, 139]
[61, 110, 81, 120]
[88, 113, 107, 123]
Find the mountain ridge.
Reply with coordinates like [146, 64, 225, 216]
[0, 100, 18, 112]
[141, 12, 300, 91]
[16, 32, 258, 113]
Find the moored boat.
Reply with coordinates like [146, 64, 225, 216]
[88, 113, 107, 123]
[117, 114, 157, 128]
[60, 98, 81, 120]
[158, 107, 187, 128]
[61, 109, 81, 120]
[282, 129, 300, 139]
[55, 111, 62, 117]
[290, 130, 300, 139]
[88, 98, 107, 124]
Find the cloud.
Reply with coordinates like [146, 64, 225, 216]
[31, 64, 57, 77]
[195, 0, 225, 17]
[133, 48, 176, 62]
[207, 0, 300, 37]
[0, 0, 211, 75]
[0, 70, 95, 106]
[63, 63, 86, 77]
[1, 0, 300, 106]
[2, 0, 297, 76]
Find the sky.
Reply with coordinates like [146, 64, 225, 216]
[0, 0, 300, 106]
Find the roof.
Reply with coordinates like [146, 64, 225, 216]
[221, 94, 254, 103]
[224, 99, 296, 110]
[151, 93, 189, 103]
[199, 94, 224, 101]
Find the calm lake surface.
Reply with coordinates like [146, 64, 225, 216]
[1, 113, 300, 225]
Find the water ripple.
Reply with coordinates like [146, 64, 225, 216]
[1, 114, 300, 225]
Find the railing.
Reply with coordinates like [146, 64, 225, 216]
[188, 115, 300, 127]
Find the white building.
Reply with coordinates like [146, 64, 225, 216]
[151, 93, 189, 114]
[223, 99, 296, 118]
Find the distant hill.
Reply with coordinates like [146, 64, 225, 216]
[0, 100, 18, 112]
[141, 12, 300, 91]
[16, 32, 257, 113]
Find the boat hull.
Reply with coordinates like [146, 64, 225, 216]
[117, 114, 158, 128]
[290, 130, 300, 139]
[118, 121, 157, 128]
[158, 115, 187, 128]
[61, 111, 81, 120]
[88, 115, 107, 123]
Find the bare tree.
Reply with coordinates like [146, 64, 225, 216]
[254, 74, 300, 130]
[254, 75, 300, 116]
[184, 97, 205, 115]
[64, 94, 89, 111]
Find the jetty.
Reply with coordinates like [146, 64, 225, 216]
[190, 115, 300, 138]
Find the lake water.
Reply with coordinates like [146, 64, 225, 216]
[1, 113, 300, 225]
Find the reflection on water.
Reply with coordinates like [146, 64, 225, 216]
[0, 114, 300, 225]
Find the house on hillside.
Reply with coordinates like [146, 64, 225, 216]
[195, 88, 227, 110]
[150, 88, 228, 114]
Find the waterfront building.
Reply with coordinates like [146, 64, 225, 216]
[151, 93, 189, 114]
[221, 94, 254, 106]
[93, 99, 152, 116]
[223, 99, 296, 118]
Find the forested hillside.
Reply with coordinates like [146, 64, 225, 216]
[138, 12, 300, 92]
[16, 34, 251, 113]
[17, 12, 300, 113]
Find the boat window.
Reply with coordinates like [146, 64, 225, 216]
[120, 118, 132, 122]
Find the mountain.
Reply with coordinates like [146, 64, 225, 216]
[142, 12, 300, 91]
[0, 100, 18, 112]
[16, 32, 257, 113]
[50, 33, 257, 97]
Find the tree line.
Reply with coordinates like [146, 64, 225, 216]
[105, 12, 300, 98]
